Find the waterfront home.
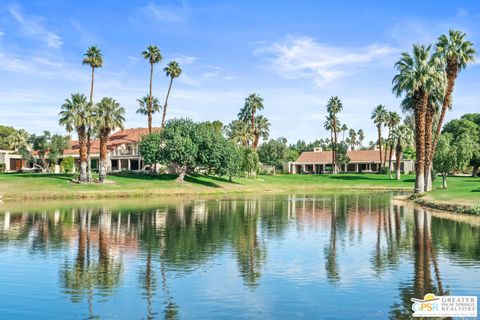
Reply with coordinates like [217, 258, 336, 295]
[288, 148, 414, 174]
[0, 149, 32, 172]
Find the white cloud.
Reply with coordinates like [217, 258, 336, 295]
[0, 30, 4, 37]
[9, 5, 63, 48]
[136, 1, 187, 23]
[255, 36, 395, 87]
[169, 54, 197, 65]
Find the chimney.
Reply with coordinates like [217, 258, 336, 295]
[313, 147, 323, 152]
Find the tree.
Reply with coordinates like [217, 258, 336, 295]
[434, 133, 475, 189]
[162, 61, 182, 128]
[334, 142, 350, 170]
[341, 124, 348, 142]
[48, 134, 70, 167]
[83, 46, 103, 182]
[252, 115, 270, 150]
[136, 95, 161, 116]
[391, 125, 413, 180]
[96, 97, 125, 183]
[347, 129, 357, 150]
[29, 131, 69, 172]
[217, 140, 243, 181]
[392, 44, 446, 194]
[242, 147, 259, 177]
[138, 132, 162, 174]
[0, 125, 16, 149]
[239, 93, 264, 140]
[371, 105, 387, 170]
[357, 129, 365, 149]
[59, 93, 90, 182]
[386, 111, 401, 178]
[258, 137, 288, 174]
[326, 96, 343, 174]
[430, 30, 476, 178]
[7, 129, 30, 154]
[60, 157, 75, 173]
[142, 45, 163, 133]
[225, 119, 253, 147]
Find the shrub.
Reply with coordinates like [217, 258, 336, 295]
[60, 157, 75, 173]
[0, 163, 5, 173]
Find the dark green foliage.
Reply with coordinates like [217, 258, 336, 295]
[258, 137, 289, 171]
[138, 132, 162, 166]
[334, 142, 350, 167]
[242, 147, 259, 177]
[0, 125, 16, 149]
[60, 157, 75, 173]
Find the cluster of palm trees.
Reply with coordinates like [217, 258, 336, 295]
[392, 29, 476, 193]
[59, 45, 182, 183]
[226, 93, 270, 150]
[324, 96, 344, 174]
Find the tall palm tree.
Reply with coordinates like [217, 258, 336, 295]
[59, 93, 90, 182]
[357, 129, 365, 149]
[83, 46, 103, 182]
[326, 96, 343, 174]
[391, 125, 413, 180]
[162, 61, 182, 128]
[324, 114, 335, 172]
[142, 45, 162, 133]
[347, 129, 357, 150]
[252, 115, 270, 150]
[392, 44, 446, 193]
[341, 124, 348, 142]
[386, 111, 401, 176]
[136, 95, 161, 116]
[428, 30, 476, 180]
[226, 120, 253, 147]
[241, 93, 264, 135]
[371, 105, 387, 170]
[95, 97, 125, 183]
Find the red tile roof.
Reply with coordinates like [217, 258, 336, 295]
[63, 127, 158, 156]
[296, 149, 391, 163]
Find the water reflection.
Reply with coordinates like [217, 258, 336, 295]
[0, 194, 479, 319]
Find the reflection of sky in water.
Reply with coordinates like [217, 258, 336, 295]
[0, 194, 479, 319]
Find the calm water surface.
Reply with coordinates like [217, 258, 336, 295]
[0, 193, 479, 319]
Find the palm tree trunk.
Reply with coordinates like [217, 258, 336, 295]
[253, 134, 260, 151]
[428, 61, 458, 176]
[333, 119, 337, 174]
[330, 129, 334, 174]
[424, 106, 435, 192]
[377, 125, 382, 172]
[414, 91, 427, 194]
[148, 64, 154, 133]
[87, 67, 95, 183]
[395, 143, 402, 180]
[161, 77, 173, 128]
[388, 139, 394, 179]
[384, 128, 390, 168]
[99, 130, 109, 183]
[78, 127, 88, 183]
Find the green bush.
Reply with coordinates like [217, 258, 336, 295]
[60, 157, 75, 173]
[0, 163, 5, 173]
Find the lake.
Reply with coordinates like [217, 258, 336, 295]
[0, 193, 479, 319]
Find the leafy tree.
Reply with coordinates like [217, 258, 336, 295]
[142, 45, 163, 133]
[60, 157, 75, 173]
[49, 134, 70, 165]
[0, 125, 16, 149]
[258, 137, 288, 174]
[138, 132, 162, 173]
[434, 133, 475, 189]
[162, 61, 182, 128]
[96, 97, 125, 183]
[334, 142, 350, 169]
[211, 120, 223, 134]
[217, 141, 243, 181]
[30, 131, 69, 172]
[242, 147, 259, 177]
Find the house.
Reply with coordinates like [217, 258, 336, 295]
[61, 127, 155, 172]
[0, 150, 32, 172]
[288, 147, 414, 174]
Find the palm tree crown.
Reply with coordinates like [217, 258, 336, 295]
[142, 45, 162, 65]
[164, 61, 182, 79]
[59, 94, 90, 133]
[82, 46, 103, 69]
[371, 105, 387, 126]
[326, 96, 343, 115]
[387, 111, 401, 129]
[436, 29, 476, 71]
[96, 97, 125, 131]
[239, 93, 264, 122]
[392, 125, 413, 149]
[136, 95, 161, 115]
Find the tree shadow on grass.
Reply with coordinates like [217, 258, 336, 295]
[184, 175, 221, 188]
[205, 175, 241, 185]
[109, 173, 177, 181]
[327, 175, 388, 181]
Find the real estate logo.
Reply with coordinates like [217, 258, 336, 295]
[411, 293, 477, 317]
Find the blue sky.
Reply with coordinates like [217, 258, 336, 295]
[0, 0, 479, 143]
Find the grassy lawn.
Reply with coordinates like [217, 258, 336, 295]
[0, 172, 478, 206]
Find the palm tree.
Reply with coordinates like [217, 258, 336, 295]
[8, 129, 31, 152]
[162, 61, 182, 128]
[226, 120, 253, 147]
[428, 30, 476, 181]
[392, 44, 446, 193]
[59, 94, 90, 182]
[386, 111, 401, 177]
[324, 114, 336, 173]
[252, 115, 270, 150]
[142, 45, 162, 133]
[83, 46, 103, 182]
[357, 129, 365, 149]
[391, 125, 413, 180]
[347, 129, 357, 150]
[371, 105, 387, 171]
[241, 93, 264, 136]
[326, 96, 343, 174]
[341, 124, 348, 142]
[95, 97, 125, 183]
[136, 95, 161, 116]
